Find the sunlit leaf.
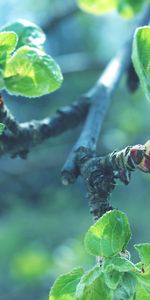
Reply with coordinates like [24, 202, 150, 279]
[84, 210, 131, 257]
[75, 265, 113, 300]
[77, 0, 117, 15]
[49, 267, 84, 300]
[132, 26, 150, 101]
[4, 46, 63, 97]
[135, 244, 150, 267]
[1, 19, 45, 49]
[136, 271, 150, 300]
[0, 31, 17, 67]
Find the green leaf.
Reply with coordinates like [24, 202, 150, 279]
[135, 244, 150, 267]
[0, 31, 17, 54]
[4, 46, 63, 97]
[1, 19, 45, 49]
[0, 69, 5, 89]
[103, 255, 137, 273]
[77, 0, 117, 15]
[113, 272, 136, 300]
[136, 272, 150, 300]
[0, 123, 5, 135]
[49, 267, 84, 300]
[0, 32, 18, 67]
[102, 255, 137, 291]
[117, 0, 145, 18]
[84, 210, 131, 257]
[132, 26, 150, 101]
[104, 269, 122, 290]
[75, 265, 113, 300]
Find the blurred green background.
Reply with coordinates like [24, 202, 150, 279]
[0, 1, 150, 299]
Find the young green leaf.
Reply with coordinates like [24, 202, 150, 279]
[0, 123, 5, 135]
[132, 26, 150, 101]
[113, 272, 136, 300]
[102, 255, 137, 291]
[4, 46, 63, 97]
[49, 267, 84, 300]
[104, 269, 122, 290]
[0, 31, 17, 54]
[0, 32, 18, 67]
[135, 244, 150, 267]
[136, 271, 150, 300]
[77, 0, 117, 15]
[84, 210, 131, 257]
[1, 19, 45, 49]
[103, 255, 137, 273]
[75, 265, 113, 300]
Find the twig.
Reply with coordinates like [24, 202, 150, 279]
[61, 6, 150, 186]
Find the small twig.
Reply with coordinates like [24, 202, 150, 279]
[61, 6, 150, 186]
[0, 94, 21, 135]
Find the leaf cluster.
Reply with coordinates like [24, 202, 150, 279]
[77, 0, 150, 18]
[49, 210, 150, 300]
[0, 19, 63, 98]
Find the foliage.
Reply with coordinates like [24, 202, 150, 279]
[84, 210, 131, 257]
[77, 0, 148, 18]
[132, 26, 150, 101]
[49, 210, 150, 300]
[0, 19, 63, 97]
[0, 1, 150, 300]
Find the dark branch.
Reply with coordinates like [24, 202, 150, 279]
[61, 6, 150, 186]
[75, 141, 150, 220]
[0, 98, 89, 158]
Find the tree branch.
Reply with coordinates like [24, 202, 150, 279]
[74, 141, 150, 220]
[0, 98, 89, 158]
[61, 6, 150, 185]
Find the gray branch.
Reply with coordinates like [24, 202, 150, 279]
[0, 98, 89, 158]
[61, 6, 150, 185]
